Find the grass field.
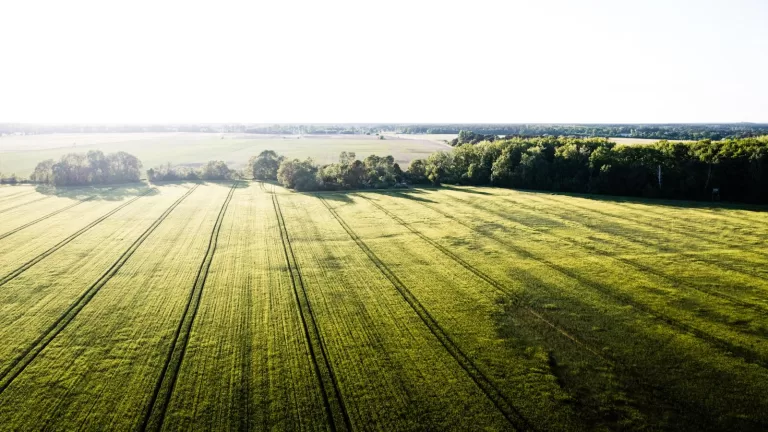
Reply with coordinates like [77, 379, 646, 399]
[0, 133, 450, 177]
[0, 182, 767, 431]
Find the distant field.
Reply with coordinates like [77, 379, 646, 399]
[0, 182, 766, 430]
[0, 133, 450, 177]
[609, 137, 694, 145]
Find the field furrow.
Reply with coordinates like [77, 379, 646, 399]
[280, 191, 519, 430]
[358, 189, 768, 430]
[0, 185, 193, 375]
[143, 182, 237, 431]
[161, 182, 329, 431]
[0, 183, 231, 430]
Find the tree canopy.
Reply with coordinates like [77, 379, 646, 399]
[30, 150, 142, 186]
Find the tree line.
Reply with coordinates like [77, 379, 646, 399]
[403, 136, 768, 203]
[147, 161, 236, 182]
[30, 151, 142, 186]
[248, 150, 405, 191]
[400, 124, 768, 141]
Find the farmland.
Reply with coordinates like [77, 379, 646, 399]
[0, 182, 767, 431]
[0, 133, 450, 177]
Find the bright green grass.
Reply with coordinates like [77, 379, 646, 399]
[0, 183, 766, 431]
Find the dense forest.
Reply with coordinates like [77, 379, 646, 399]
[405, 136, 768, 203]
[4, 122, 768, 140]
[30, 151, 142, 186]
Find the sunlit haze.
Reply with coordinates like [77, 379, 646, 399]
[1, 0, 767, 123]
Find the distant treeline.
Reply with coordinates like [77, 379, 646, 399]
[5, 123, 768, 140]
[30, 151, 142, 186]
[401, 124, 768, 141]
[404, 136, 768, 203]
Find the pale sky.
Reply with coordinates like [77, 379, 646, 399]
[1, 0, 766, 123]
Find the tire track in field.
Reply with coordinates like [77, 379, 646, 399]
[142, 182, 237, 432]
[496, 193, 768, 286]
[0, 189, 36, 203]
[396, 194, 768, 369]
[0, 189, 154, 287]
[0, 195, 101, 241]
[270, 188, 352, 432]
[0, 185, 199, 395]
[358, 195, 608, 362]
[0, 196, 51, 215]
[460, 193, 768, 316]
[320, 197, 533, 432]
[534, 194, 768, 263]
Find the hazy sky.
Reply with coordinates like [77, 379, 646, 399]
[1, 0, 767, 123]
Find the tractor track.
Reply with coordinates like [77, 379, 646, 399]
[460, 193, 768, 316]
[0, 189, 154, 287]
[0, 185, 199, 395]
[0, 196, 102, 241]
[141, 182, 237, 432]
[402, 194, 768, 369]
[321, 197, 533, 432]
[0, 196, 51, 215]
[359, 195, 609, 362]
[270, 187, 352, 432]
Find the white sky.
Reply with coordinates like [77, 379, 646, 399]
[1, 0, 766, 123]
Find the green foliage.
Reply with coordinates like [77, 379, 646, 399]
[248, 150, 285, 180]
[148, 160, 234, 182]
[277, 152, 404, 190]
[419, 136, 768, 203]
[30, 150, 142, 186]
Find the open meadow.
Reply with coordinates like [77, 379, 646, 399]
[0, 133, 450, 178]
[0, 181, 767, 431]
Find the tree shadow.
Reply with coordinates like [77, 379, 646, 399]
[34, 182, 159, 201]
[441, 184, 494, 195]
[522, 189, 768, 213]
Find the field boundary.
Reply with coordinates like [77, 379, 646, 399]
[401, 193, 768, 369]
[0, 184, 200, 395]
[0, 189, 155, 287]
[271, 187, 352, 432]
[141, 182, 237, 431]
[320, 197, 533, 432]
[0, 196, 50, 215]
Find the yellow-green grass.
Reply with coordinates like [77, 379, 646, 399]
[0, 185, 191, 373]
[162, 183, 329, 431]
[278, 191, 515, 430]
[0, 183, 766, 431]
[0, 183, 231, 429]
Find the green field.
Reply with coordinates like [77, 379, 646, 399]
[0, 182, 767, 431]
[0, 133, 450, 177]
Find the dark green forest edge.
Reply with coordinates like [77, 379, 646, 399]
[265, 135, 768, 204]
[12, 134, 768, 204]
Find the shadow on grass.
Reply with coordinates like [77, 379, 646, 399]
[299, 187, 439, 204]
[518, 189, 768, 213]
[441, 184, 494, 195]
[34, 182, 158, 201]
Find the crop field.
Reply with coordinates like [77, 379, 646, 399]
[0, 182, 767, 431]
[0, 133, 449, 177]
